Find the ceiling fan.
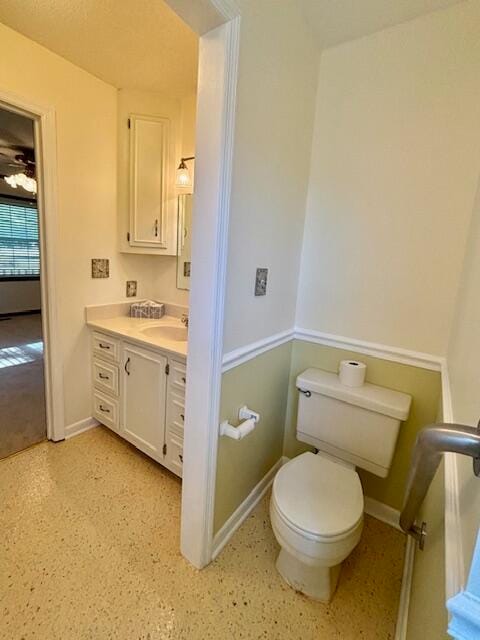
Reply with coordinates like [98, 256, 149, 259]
[0, 145, 36, 195]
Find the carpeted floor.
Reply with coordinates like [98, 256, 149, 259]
[0, 312, 46, 459]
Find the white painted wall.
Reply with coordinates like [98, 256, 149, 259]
[221, 0, 319, 353]
[0, 23, 159, 426]
[0, 280, 41, 314]
[296, 2, 480, 356]
[180, 92, 197, 187]
[447, 170, 480, 588]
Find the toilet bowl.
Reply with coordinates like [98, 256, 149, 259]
[270, 452, 363, 602]
[269, 367, 411, 601]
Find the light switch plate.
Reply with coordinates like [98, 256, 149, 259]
[91, 258, 109, 279]
[126, 280, 137, 297]
[255, 268, 268, 296]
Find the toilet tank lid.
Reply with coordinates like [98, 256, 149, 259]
[296, 368, 412, 421]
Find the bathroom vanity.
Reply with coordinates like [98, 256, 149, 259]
[86, 305, 187, 478]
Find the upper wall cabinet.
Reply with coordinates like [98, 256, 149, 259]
[129, 115, 169, 249]
[117, 89, 196, 257]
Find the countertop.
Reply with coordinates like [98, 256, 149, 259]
[87, 314, 188, 359]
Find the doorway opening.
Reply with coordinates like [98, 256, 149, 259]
[0, 106, 46, 458]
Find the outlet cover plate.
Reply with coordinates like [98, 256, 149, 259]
[91, 258, 109, 279]
[255, 268, 268, 296]
[126, 280, 137, 297]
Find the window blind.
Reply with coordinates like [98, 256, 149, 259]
[0, 200, 40, 277]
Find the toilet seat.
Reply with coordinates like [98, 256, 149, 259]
[272, 452, 364, 541]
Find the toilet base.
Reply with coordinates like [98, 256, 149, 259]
[275, 548, 341, 602]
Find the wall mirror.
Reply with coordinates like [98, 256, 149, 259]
[177, 194, 192, 290]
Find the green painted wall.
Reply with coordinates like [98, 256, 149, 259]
[214, 342, 292, 534]
[285, 341, 442, 510]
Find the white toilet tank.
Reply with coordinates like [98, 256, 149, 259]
[296, 368, 412, 478]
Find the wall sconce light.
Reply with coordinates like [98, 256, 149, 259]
[176, 156, 195, 188]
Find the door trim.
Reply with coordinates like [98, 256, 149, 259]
[0, 89, 65, 442]
[173, 2, 241, 568]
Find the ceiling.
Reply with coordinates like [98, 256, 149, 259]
[300, 0, 465, 48]
[0, 0, 464, 98]
[0, 107, 35, 200]
[0, 0, 199, 97]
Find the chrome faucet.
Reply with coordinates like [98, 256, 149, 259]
[181, 313, 189, 329]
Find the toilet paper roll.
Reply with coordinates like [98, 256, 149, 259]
[338, 360, 367, 387]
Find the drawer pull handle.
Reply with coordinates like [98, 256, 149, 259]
[180, 414, 184, 421]
[179, 454, 183, 463]
[98, 373, 109, 380]
[124, 357, 131, 375]
[99, 343, 111, 350]
[99, 405, 110, 413]
[182, 376, 186, 384]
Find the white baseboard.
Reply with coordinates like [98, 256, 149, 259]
[64, 417, 99, 440]
[364, 496, 401, 530]
[211, 456, 286, 560]
[395, 535, 415, 640]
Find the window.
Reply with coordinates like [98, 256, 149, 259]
[0, 199, 40, 279]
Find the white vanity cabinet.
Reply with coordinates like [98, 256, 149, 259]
[164, 358, 187, 476]
[91, 330, 186, 478]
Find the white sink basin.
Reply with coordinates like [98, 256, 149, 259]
[140, 325, 188, 342]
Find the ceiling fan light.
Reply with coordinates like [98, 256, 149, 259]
[4, 172, 37, 195]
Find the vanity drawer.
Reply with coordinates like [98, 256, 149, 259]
[170, 359, 187, 396]
[92, 359, 119, 397]
[167, 392, 185, 435]
[93, 390, 119, 432]
[92, 332, 120, 363]
[165, 431, 183, 478]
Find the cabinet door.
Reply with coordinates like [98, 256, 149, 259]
[121, 342, 167, 460]
[129, 114, 169, 248]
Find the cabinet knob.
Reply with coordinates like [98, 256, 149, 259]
[99, 373, 109, 380]
[99, 343, 110, 350]
[179, 454, 183, 463]
[124, 357, 131, 375]
[99, 405, 110, 413]
[180, 414, 184, 421]
[182, 376, 186, 384]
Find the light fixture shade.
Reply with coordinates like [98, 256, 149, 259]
[176, 166, 191, 187]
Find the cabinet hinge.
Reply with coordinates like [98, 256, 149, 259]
[165, 363, 170, 375]
[163, 443, 167, 456]
[127, 231, 130, 242]
[128, 118, 131, 129]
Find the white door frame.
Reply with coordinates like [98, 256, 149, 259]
[0, 89, 65, 442]
[166, 0, 241, 568]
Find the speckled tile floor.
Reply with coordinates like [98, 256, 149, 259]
[0, 427, 405, 639]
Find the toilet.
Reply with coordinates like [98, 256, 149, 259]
[270, 367, 411, 602]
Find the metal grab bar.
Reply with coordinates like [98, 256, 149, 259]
[400, 422, 480, 550]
